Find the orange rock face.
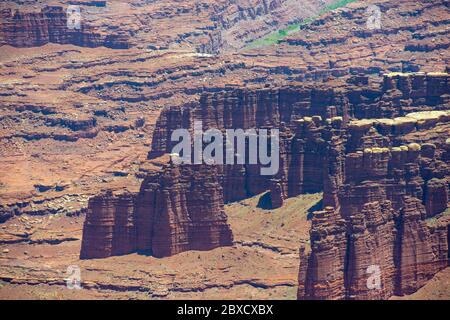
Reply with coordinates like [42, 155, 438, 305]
[80, 191, 136, 258]
[1, 0, 449, 300]
[0, 6, 130, 48]
[81, 73, 449, 302]
[297, 110, 450, 299]
[80, 164, 233, 259]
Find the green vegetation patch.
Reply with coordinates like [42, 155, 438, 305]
[245, 0, 358, 49]
[426, 207, 450, 227]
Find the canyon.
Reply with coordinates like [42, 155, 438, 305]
[80, 72, 450, 299]
[0, 0, 339, 52]
[0, 0, 449, 300]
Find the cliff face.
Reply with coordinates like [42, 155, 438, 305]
[346, 201, 397, 299]
[299, 194, 448, 300]
[136, 164, 233, 258]
[149, 86, 348, 203]
[150, 73, 449, 207]
[0, 0, 336, 52]
[80, 192, 136, 259]
[395, 197, 448, 295]
[278, 0, 449, 77]
[298, 206, 348, 299]
[0, 6, 130, 48]
[297, 111, 450, 299]
[80, 164, 233, 259]
[211, 0, 337, 51]
[81, 73, 449, 298]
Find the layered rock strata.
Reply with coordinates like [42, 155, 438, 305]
[297, 129, 450, 299]
[80, 164, 233, 259]
[0, 6, 130, 48]
[149, 73, 449, 207]
[81, 72, 449, 299]
[80, 191, 136, 259]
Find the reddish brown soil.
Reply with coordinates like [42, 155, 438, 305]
[0, 0, 449, 299]
[0, 193, 320, 299]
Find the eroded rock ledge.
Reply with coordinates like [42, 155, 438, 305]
[0, 6, 130, 49]
[297, 141, 450, 299]
[80, 163, 233, 259]
[81, 72, 449, 299]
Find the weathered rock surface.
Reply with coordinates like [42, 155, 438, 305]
[80, 191, 136, 259]
[0, 0, 336, 52]
[136, 163, 233, 257]
[149, 73, 449, 208]
[0, 192, 317, 300]
[276, 0, 449, 77]
[298, 126, 450, 299]
[0, 6, 130, 49]
[2, 0, 449, 223]
[80, 163, 233, 258]
[140, 73, 449, 297]
[1, 0, 449, 300]
[395, 197, 448, 295]
[81, 72, 449, 300]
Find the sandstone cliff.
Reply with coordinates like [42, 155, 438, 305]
[0, 6, 130, 48]
[297, 119, 450, 299]
[150, 73, 449, 208]
[80, 163, 233, 259]
[81, 73, 449, 298]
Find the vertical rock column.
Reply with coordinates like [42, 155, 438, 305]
[395, 197, 446, 295]
[297, 207, 347, 300]
[150, 164, 233, 258]
[346, 201, 397, 299]
[80, 191, 136, 259]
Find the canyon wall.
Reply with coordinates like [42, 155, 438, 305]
[150, 73, 449, 206]
[0, 0, 335, 52]
[209, 0, 337, 51]
[80, 164, 233, 259]
[0, 6, 130, 48]
[81, 73, 449, 298]
[297, 112, 450, 299]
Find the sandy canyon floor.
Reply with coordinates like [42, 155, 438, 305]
[1, 192, 448, 299]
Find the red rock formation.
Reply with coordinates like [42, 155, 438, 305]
[137, 164, 233, 258]
[296, 95, 449, 299]
[278, 0, 449, 79]
[80, 164, 233, 259]
[298, 206, 347, 300]
[424, 178, 448, 218]
[269, 179, 284, 209]
[395, 197, 443, 295]
[149, 73, 449, 209]
[81, 73, 449, 299]
[151, 87, 337, 205]
[80, 191, 136, 259]
[0, 6, 130, 49]
[298, 138, 449, 299]
[346, 201, 397, 299]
